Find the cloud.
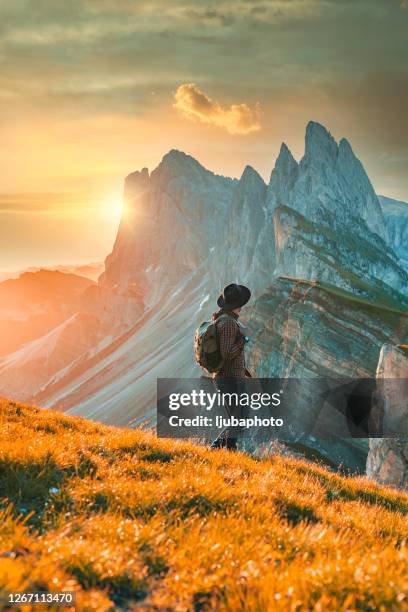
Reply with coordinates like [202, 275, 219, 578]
[184, 8, 235, 27]
[174, 83, 261, 135]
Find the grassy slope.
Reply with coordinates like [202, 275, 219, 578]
[0, 400, 408, 611]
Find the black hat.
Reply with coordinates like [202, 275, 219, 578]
[217, 283, 251, 310]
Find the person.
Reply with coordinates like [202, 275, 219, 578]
[211, 283, 251, 450]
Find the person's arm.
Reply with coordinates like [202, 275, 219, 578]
[218, 318, 245, 362]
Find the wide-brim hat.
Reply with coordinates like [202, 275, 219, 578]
[217, 283, 251, 310]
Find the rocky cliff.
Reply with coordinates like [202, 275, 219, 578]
[379, 195, 408, 271]
[270, 125, 408, 303]
[99, 152, 237, 307]
[97, 123, 408, 312]
[245, 277, 408, 470]
[247, 279, 408, 379]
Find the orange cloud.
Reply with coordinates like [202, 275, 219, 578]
[174, 83, 261, 135]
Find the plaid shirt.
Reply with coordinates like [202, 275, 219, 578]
[213, 314, 246, 378]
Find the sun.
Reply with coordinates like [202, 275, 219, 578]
[101, 194, 124, 224]
[112, 196, 124, 219]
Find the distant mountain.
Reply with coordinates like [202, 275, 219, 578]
[1, 121, 407, 469]
[51, 262, 105, 281]
[0, 268, 143, 399]
[0, 262, 104, 283]
[0, 270, 95, 357]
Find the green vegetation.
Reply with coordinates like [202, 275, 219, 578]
[275, 204, 408, 312]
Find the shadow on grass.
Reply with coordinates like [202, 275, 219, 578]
[89, 442, 208, 467]
[295, 465, 408, 514]
[0, 453, 66, 525]
[276, 499, 320, 525]
[0, 451, 100, 529]
[64, 559, 148, 606]
[85, 490, 236, 521]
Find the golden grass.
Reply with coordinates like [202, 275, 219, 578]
[0, 399, 407, 611]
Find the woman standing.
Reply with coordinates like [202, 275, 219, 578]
[211, 283, 251, 450]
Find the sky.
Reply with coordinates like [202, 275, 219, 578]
[0, 0, 407, 273]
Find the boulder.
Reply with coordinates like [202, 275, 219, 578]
[366, 344, 408, 489]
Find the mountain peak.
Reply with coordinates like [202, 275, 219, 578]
[236, 166, 266, 203]
[305, 120, 333, 141]
[304, 121, 338, 164]
[159, 149, 204, 171]
[151, 149, 213, 185]
[150, 149, 236, 192]
[276, 142, 298, 168]
[267, 142, 299, 206]
[124, 167, 150, 200]
[279, 142, 294, 159]
[338, 137, 355, 161]
[163, 148, 189, 162]
[126, 167, 149, 181]
[240, 164, 265, 185]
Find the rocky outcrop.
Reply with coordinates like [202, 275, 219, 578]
[366, 344, 408, 489]
[245, 278, 408, 471]
[247, 280, 408, 379]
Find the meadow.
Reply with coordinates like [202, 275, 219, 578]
[0, 399, 407, 611]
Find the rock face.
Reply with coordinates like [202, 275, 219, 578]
[0, 121, 407, 473]
[224, 166, 269, 294]
[99, 153, 237, 307]
[245, 278, 408, 471]
[366, 345, 408, 489]
[247, 280, 408, 379]
[379, 196, 408, 271]
[270, 124, 408, 303]
[99, 124, 408, 312]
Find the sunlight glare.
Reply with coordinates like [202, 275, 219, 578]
[103, 195, 124, 224]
